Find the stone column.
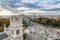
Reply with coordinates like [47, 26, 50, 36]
[4, 24, 6, 33]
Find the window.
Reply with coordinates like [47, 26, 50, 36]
[15, 16, 18, 21]
[12, 30, 14, 34]
[16, 30, 20, 34]
[11, 16, 13, 21]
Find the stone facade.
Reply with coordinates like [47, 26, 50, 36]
[3, 15, 23, 40]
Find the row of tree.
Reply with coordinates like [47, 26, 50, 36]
[0, 18, 10, 32]
[37, 17, 60, 28]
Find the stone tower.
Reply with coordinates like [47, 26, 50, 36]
[4, 15, 23, 40]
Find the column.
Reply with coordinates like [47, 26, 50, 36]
[4, 24, 6, 33]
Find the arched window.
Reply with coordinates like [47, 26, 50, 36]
[11, 16, 13, 21]
[16, 30, 20, 34]
[15, 16, 18, 21]
[12, 30, 14, 34]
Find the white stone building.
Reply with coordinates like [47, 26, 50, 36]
[3, 15, 23, 40]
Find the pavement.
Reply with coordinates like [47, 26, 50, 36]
[25, 17, 60, 40]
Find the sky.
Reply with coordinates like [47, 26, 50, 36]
[0, 0, 60, 15]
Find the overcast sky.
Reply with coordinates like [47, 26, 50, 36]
[0, 0, 60, 15]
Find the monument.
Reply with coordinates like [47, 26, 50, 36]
[3, 15, 23, 40]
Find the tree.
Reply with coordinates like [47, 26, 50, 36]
[23, 33, 27, 40]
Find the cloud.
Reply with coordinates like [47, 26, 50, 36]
[0, 8, 14, 15]
[0, 0, 60, 15]
[41, 8, 60, 11]
[24, 9, 46, 13]
[1, 0, 60, 10]
[21, 0, 37, 3]
[20, 0, 60, 11]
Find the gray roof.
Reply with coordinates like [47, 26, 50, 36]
[0, 34, 8, 40]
